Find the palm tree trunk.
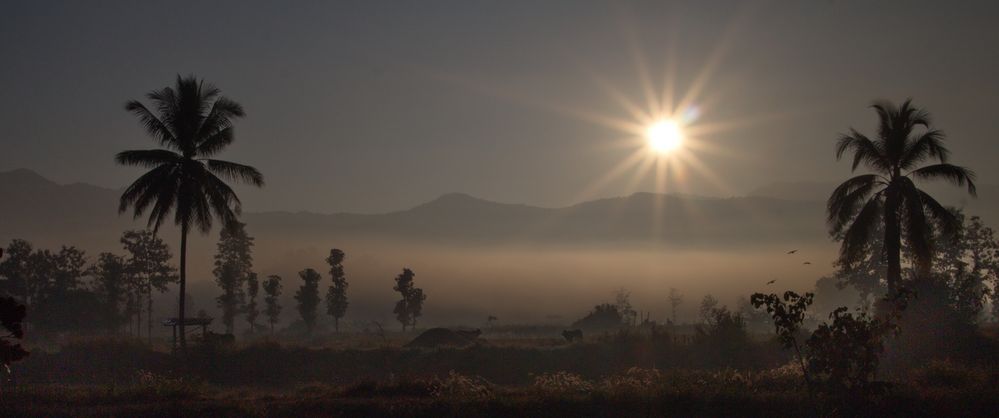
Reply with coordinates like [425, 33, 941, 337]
[146, 284, 153, 344]
[885, 191, 902, 299]
[136, 292, 143, 338]
[178, 223, 188, 351]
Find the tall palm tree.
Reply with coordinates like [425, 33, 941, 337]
[116, 75, 263, 350]
[828, 99, 975, 298]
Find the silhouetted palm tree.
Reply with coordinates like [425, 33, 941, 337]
[828, 99, 975, 298]
[116, 75, 263, 350]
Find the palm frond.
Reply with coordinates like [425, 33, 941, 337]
[195, 127, 235, 158]
[205, 159, 264, 187]
[124, 101, 177, 148]
[198, 96, 244, 141]
[916, 189, 960, 239]
[899, 183, 932, 270]
[836, 130, 887, 172]
[827, 174, 883, 234]
[901, 129, 950, 168]
[839, 196, 883, 265]
[115, 149, 182, 168]
[909, 163, 977, 196]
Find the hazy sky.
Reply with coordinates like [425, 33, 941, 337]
[2, 1, 997, 213]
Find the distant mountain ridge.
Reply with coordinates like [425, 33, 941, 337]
[2, 168, 993, 252]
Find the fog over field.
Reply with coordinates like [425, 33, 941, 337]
[4, 168, 993, 330]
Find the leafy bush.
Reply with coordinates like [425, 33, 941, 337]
[532, 371, 593, 395]
[806, 307, 885, 393]
[431, 370, 493, 400]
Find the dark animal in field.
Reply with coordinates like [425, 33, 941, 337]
[803, 261, 812, 265]
[562, 329, 583, 342]
[406, 328, 482, 348]
[766, 279, 776, 285]
[203, 331, 235, 346]
[786, 249, 798, 254]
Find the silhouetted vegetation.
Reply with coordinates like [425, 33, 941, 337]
[393, 268, 426, 331]
[829, 99, 976, 299]
[263, 275, 283, 334]
[116, 75, 264, 349]
[295, 269, 322, 336]
[212, 222, 255, 334]
[325, 249, 349, 333]
[121, 230, 176, 341]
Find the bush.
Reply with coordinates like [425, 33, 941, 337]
[532, 371, 593, 396]
[431, 370, 493, 400]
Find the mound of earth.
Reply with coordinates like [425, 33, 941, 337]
[405, 328, 481, 348]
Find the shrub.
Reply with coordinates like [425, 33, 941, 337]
[431, 370, 493, 400]
[532, 371, 593, 396]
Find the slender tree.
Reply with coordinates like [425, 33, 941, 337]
[325, 249, 348, 333]
[829, 99, 976, 298]
[392, 268, 426, 331]
[121, 230, 176, 341]
[295, 269, 321, 335]
[245, 272, 260, 334]
[669, 287, 683, 324]
[116, 75, 263, 350]
[213, 222, 254, 334]
[263, 275, 282, 334]
[0, 240, 33, 304]
[91, 252, 129, 333]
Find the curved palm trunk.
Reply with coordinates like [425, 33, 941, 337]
[178, 224, 188, 351]
[884, 190, 902, 299]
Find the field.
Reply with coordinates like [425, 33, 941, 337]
[4, 329, 998, 417]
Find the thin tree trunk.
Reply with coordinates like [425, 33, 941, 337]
[178, 224, 188, 351]
[136, 292, 143, 339]
[885, 190, 901, 299]
[147, 284, 153, 344]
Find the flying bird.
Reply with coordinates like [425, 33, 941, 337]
[766, 279, 776, 285]
[803, 261, 812, 265]
[786, 250, 798, 254]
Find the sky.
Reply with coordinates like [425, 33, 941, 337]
[2, 0, 998, 214]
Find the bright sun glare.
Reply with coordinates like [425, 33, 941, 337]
[646, 119, 684, 153]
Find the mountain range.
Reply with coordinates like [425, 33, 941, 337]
[1, 168, 995, 253]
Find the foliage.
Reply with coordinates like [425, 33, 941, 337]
[699, 294, 719, 325]
[828, 99, 976, 298]
[325, 249, 348, 333]
[751, 291, 815, 385]
[0, 295, 29, 366]
[532, 371, 593, 395]
[806, 307, 886, 393]
[668, 287, 683, 324]
[90, 253, 129, 332]
[245, 272, 260, 333]
[263, 275, 282, 333]
[614, 288, 637, 326]
[213, 222, 254, 334]
[392, 268, 425, 331]
[570, 303, 624, 330]
[117, 74, 264, 349]
[295, 269, 321, 335]
[693, 306, 753, 366]
[431, 370, 493, 400]
[120, 230, 176, 339]
[0, 239, 33, 301]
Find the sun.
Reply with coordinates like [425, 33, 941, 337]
[646, 119, 684, 153]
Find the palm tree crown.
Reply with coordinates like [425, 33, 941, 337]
[117, 75, 263, 231]
[828, 99, 975, 297]
[116, 75, 263, 350]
